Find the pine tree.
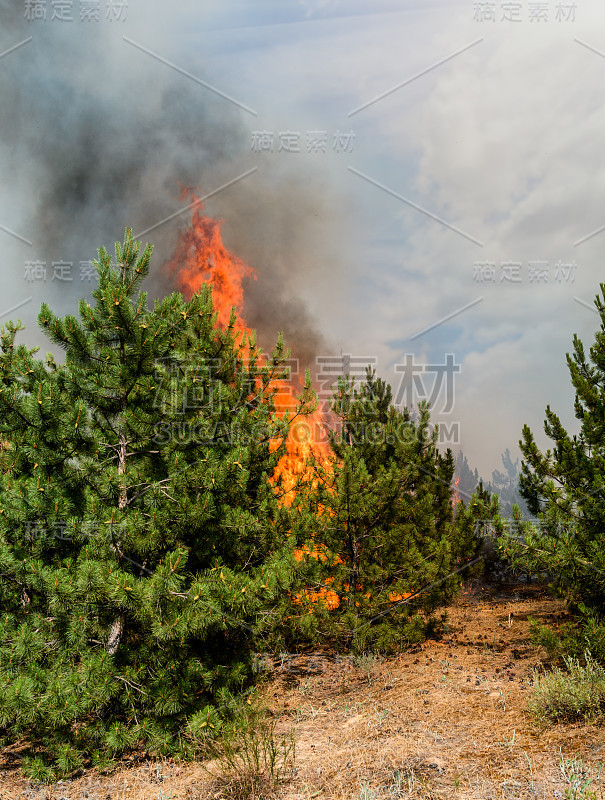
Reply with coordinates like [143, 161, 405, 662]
[0, 229, 314, 780]
[489, 448, 529, 516]
[502, 283, 605, 622]
[289, 370, 478, 653]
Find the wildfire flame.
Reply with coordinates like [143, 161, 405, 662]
[162, 192, 327, 504]
[163, 202, 254, 328]
[163, 195, 407, 612]
[452, 474, 461, 508]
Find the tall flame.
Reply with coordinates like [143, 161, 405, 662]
[162, 193, 327, 504]
[163, 196, 416, 613]
[164, 201, 254, 328]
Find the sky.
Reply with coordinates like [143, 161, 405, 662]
[1, 0, 604, 482]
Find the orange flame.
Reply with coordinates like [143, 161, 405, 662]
[164, 200, 254, 328]
[162, 192, 327, 504]
[163, 195, 408, 614]
[452, 474, 461, 508]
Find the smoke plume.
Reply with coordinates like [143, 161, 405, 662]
[0, 0, 348, 369]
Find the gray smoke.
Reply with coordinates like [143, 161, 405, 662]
[0, 1, 346, 372]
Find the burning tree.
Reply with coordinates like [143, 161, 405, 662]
[0, 229, 314, 780]
[289, 370, 478, 653]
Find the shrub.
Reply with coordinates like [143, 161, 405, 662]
[530, 607, 605, 664]
[528, 652, 605, 725]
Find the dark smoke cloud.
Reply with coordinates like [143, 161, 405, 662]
[0, 0, 345, 370]
[200, 161, 347, 371]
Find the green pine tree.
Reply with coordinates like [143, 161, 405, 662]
[501, 283, 605, 655]
[0, 229, 314, 780]
[288, 369, 478, 653]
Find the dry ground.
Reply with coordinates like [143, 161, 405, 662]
[1, 583, 604, 800]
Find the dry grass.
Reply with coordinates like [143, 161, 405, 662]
[1, 583, 604, 800]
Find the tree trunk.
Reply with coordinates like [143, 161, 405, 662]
[106, 429, 127, 655]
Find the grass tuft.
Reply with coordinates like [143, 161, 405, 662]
[200, 710, 295, 800]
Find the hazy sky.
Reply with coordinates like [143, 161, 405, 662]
[1, 0, 604, 481]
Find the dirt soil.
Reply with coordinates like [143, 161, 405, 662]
[1, 583, 604, 800]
